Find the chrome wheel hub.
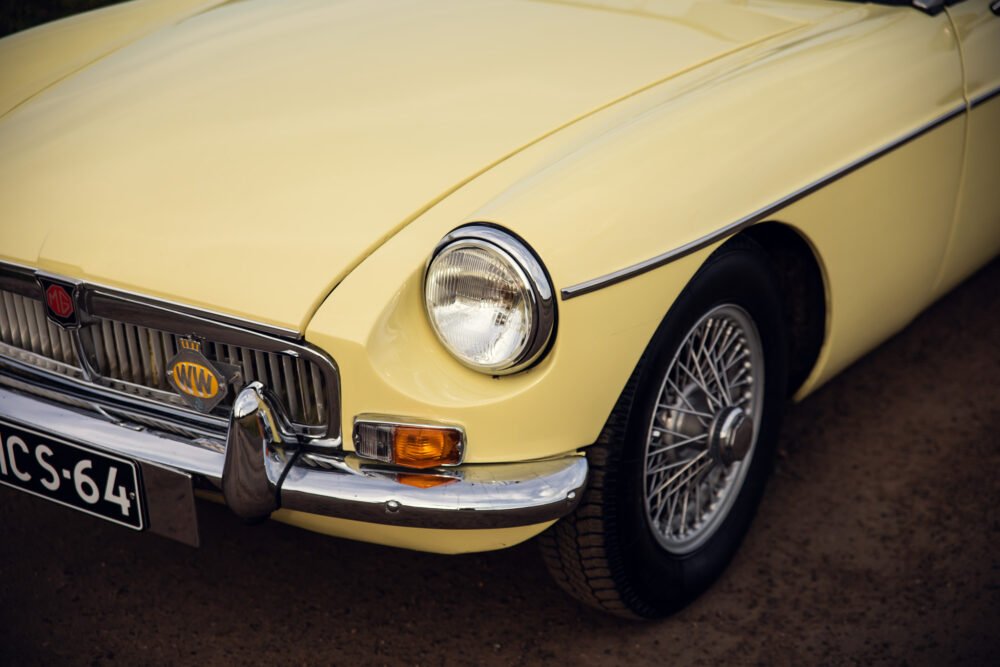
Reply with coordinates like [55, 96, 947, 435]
[642, 305, 765, 554]
[709, 406, 753, 466]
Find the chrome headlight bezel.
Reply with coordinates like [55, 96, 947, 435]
[423, 224, 556, 375]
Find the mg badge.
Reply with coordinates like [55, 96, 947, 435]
[38, 277, 80, 328]
[166, 338, 229, 413]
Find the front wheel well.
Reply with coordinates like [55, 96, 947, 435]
[738, 222, 826, 395]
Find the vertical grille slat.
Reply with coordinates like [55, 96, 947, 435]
[112, 321, 131, 383]
[55, 325, 77, 365]
[238, 347, 253, 391]
[88, 324, 107, 372]
[47, 319, 64, 363]
[9, 294, 26, 347]
[3, 293, 19, 345]
[101, 319, 119, 377]
[125, 325, 144, 385]
[281, 355, 299, 419]
[254, 351, 268, 390]
[295, 357, 312, 424]
[0, 293, 14, 344]
[267, 353, 284, 407]
[160, 331, 176, 378]
[23, 299, 41, 351]
[0, 287, 330, 429]
[310, 363, 326, 425]
[136, 326, 154, 388]
[11, 294, 32, 350]
[223, 344, 235, 369]
[130, 326, 144, 384]
[29, 301, 52, 359]
[149, 329, 165, 390]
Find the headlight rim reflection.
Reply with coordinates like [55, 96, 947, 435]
[424, 224, 556, 376]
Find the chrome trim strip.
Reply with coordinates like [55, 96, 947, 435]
[0, 263, 40, 300]
[560, 102, 967, 300]
[84, 286, 300, 341]
[970, 84, 1000, 110]
[0, 259, 299, 340]
[0, 386, 587, 531]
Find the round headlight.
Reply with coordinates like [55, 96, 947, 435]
[424, 226, 555, 375]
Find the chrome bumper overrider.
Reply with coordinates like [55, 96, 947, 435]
[0, 385, 587, 544]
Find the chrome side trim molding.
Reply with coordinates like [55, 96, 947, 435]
[970, 84, 1000, 110]
[560, 102, 967, 300]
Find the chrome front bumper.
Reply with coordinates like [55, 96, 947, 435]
[0, 385, 587, 545]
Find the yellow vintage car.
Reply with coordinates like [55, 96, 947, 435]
[0, 0, 997, 618]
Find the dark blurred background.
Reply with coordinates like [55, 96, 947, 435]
[1, 0, 126, 38]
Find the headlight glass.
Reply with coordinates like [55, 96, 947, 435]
[424, 227, 555, 374]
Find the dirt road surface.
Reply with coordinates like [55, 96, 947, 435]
[2, 261, 998, 666]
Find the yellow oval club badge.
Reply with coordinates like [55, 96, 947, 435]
[171, 360, 221, 399]
[166, 338, 228, 413]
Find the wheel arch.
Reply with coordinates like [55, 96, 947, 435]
[738, 222, 827, 396]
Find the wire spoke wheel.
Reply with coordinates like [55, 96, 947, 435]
[643, 304, 765, 554]
[541, 239, 787, 617]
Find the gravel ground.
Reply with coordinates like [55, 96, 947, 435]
[1, 260, 998, 666]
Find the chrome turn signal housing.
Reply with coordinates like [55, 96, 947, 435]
[353, 416, 465, 469]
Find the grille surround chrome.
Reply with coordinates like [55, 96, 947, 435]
[0, 261, 341, 448]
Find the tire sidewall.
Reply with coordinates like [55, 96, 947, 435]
[616, 241, 788, 616]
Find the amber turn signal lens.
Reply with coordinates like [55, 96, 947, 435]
[393, 427, 462, 469]
[395, 473, 458, 489]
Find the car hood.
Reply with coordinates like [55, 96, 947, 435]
[0, 0, 802, 331]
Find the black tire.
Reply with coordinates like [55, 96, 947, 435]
[540, 237, 789, 618]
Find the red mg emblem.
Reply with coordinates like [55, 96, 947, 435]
[46, 284, 74, 318]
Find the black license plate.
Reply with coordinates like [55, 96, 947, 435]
[0, 419, 145, 530]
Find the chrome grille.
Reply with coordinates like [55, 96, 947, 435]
[0, 289, 79, 371]
[0, 287, 328, 429]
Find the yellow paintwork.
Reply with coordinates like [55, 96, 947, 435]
[1, 0, 997, 554]
[0, 0, 804, 331]
[934, 0, 1000, 296]
[196, 490, 550, 553]
[0, 0, 229, 118]
[275, 510, 554, 555]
